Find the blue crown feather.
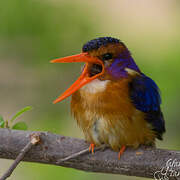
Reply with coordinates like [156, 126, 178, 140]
[82, 37, 120, 52]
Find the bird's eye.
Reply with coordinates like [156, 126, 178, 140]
[102, 53, 113, 61]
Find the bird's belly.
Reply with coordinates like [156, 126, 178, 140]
[71, 80, 156, 150]
[89, 114, 123, 150]
[82, 112, 155, 151]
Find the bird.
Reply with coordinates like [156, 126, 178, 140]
[51, 37, 165, 158]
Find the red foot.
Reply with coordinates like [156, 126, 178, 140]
[118, 145, 126, 159]
[89, 143, 95, 154]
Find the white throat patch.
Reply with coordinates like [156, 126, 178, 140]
[80, 79, 110, 94]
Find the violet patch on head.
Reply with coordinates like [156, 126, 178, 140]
[107, 57, 141, 79]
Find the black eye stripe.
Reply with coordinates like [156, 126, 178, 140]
[102, 53, 113, 61]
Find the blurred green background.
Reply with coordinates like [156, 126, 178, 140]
[0, 0, 180, 179]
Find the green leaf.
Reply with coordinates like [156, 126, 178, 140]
[0, 115, 5, 128]
[10, 106, 32, 123]
[12, 122, 28, 130]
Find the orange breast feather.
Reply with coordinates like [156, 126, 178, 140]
[71, 77, 156, 151]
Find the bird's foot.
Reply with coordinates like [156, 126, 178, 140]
[89, 143, 95, 154]
[118, 145, 126, 159]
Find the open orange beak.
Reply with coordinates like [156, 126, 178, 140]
[51, 52, 104, 104]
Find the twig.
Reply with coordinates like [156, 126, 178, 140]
[0, 132, 41, 180]
[57, 147, 90, 163]
[57, 145, 107, 163]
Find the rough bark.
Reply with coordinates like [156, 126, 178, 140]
[0, 129, 179, 179]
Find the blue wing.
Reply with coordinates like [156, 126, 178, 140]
[129, 74, 165, 140]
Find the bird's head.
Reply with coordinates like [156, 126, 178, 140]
[51, 37, 141, 103]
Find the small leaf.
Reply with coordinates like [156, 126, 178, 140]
[12, 122, 28, 130]
[0, 115, 5, 128]
[10, 106, 32, 123]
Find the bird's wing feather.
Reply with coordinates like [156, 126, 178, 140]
[129, 75, 165, 139]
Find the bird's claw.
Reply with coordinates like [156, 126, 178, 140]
[118, 145, 126, 159]
[89, 143, 95, 154]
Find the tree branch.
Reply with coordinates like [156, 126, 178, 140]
[0, 129, 179, 179]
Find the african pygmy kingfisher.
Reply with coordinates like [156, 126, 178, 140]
[51, 37, 165, 158]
